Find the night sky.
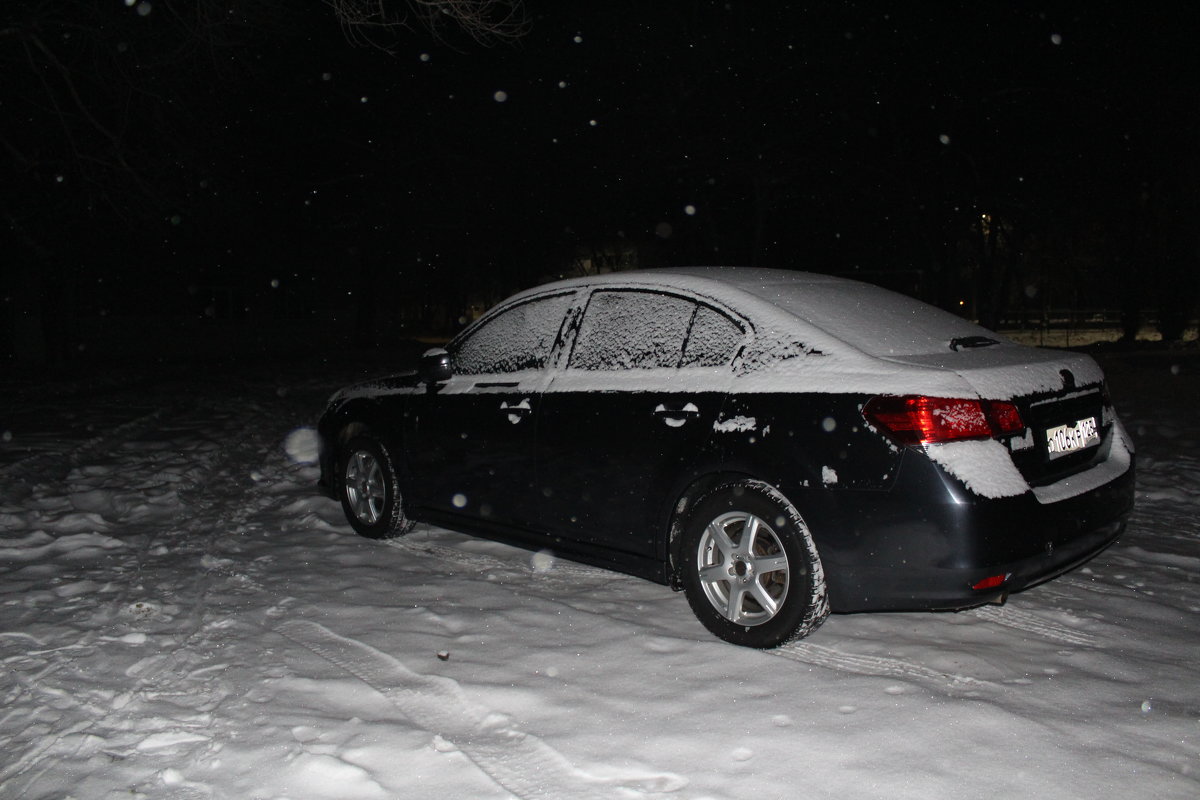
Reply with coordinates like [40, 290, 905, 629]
[4, 1, 1199, 362]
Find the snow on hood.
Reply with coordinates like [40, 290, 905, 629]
[327, 372, 420, 406]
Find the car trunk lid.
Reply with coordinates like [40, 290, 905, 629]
[879, 346, 1114, 486]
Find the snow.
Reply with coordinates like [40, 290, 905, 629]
[1, 349, 1198, 799]
[491, 268, 1107, 401]
[925, 439, 1031, 499]
[570, 290, 695, 370]
[713, 415, 756, 434]
[453, 292, 575, 375]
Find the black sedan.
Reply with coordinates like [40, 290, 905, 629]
[316, 268, 1135, 648]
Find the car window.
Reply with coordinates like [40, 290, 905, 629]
[682, 305, 743, 367]
[569, 290, 695, 370]
[451, 293, 573, 375]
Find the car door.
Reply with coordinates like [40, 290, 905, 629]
[407, 291, 575, 529]
[536, 289, 745, 556]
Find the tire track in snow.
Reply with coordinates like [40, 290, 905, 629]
[276, 620, 686, 800]
[383, 505, 1096, 693]
[391, 535, 1097, 655]
[0, 367, 197, 479]
[0, 720, 96, 788]
[0, 406, 221, 793]
[94, 397, 289, 691]
[772, 642, 993, 692]
[386, 532, 612, 585]
[383, 534, 682, 636]
[774, 605, 1096, 696]
[0, 407, 167, 483]
[967, 605, 1097, 647]
[0, 394, 284, 794]
[1047, 575, 1138, 599]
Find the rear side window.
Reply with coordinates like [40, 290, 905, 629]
[569, 290, 695, 370]
[452, 293, 573, 375]
[682, 305, 743, 367]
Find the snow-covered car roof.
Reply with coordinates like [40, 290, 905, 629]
[521, 266, 992, 355]
[506, 267, 1102, 399]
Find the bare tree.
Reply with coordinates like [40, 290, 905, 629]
[326, 0, 528, 51]
[1, 0, 528, 362]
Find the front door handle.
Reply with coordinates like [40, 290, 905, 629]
[654, 402, 700, 428]
[500, 398, 532, 424]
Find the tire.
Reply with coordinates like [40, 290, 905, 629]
[337, 436, 414, 540]
[679, 480, 828, 648]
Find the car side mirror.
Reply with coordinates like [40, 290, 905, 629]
[419, 348, 453, 383]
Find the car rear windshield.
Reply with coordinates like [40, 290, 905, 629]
[750, 280, 1008, 357]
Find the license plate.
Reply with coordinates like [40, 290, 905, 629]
[1045, 417, 1100, 459]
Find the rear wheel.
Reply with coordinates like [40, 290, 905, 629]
[337, 436, 413, 539]
[680, 480, 828, 647]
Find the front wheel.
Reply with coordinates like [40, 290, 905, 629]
[337, 436, 413, 539]
[679, 480, 828, 648]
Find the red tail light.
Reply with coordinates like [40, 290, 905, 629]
[986, 400, 1024, 435]
[972, 573, 1010, 591]
[862, 396, 1025, 445]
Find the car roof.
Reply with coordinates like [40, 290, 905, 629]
[471, 267, 1101, 400]
[523, 267, 996, 359]
[532, 266, 847, 299]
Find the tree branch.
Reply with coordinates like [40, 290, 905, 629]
[324, 0, 528, 52]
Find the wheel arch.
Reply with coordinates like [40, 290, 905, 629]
[333, 418, 372, 447]
[664, 467, 840, 592]
[324, 401, 413, 505]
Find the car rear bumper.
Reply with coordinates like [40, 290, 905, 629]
[813, 451, 1136, 613]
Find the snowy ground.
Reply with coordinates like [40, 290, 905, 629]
[1, 347, 1197, 800]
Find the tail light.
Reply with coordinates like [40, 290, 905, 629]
[862, 395, 1025, 445]
[972, 573, 1010, 591]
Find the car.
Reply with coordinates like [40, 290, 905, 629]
[316, 267, 1135, 648]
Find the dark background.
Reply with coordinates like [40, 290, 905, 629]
[4, 1, 1198, 365]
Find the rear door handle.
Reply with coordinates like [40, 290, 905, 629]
[654, 402, 700, 428]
